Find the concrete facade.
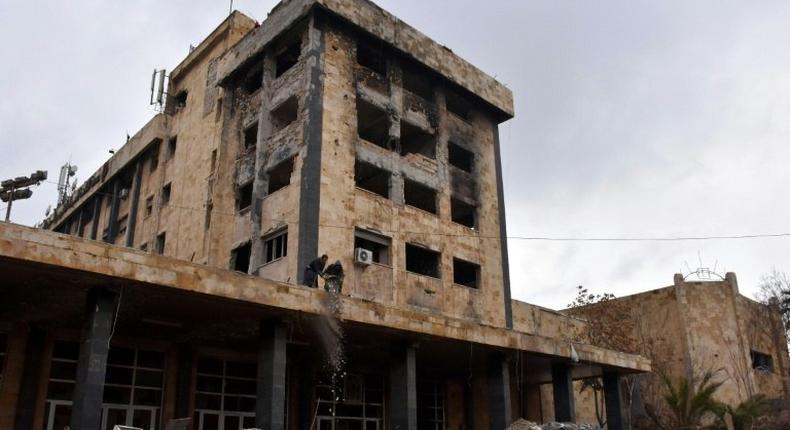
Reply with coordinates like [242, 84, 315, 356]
[4, 1, 651, 429]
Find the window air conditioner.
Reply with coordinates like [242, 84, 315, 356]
[354, 247, 373, 265]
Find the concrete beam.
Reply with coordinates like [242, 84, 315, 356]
[603, 372, 624, 430]
[551, 362, 576, 423]
[255, 320, 288, 430]
[487, 353, 513, 430]
[389, 343, 417, 430]
[71, 287, 117, 430]
[0, 223, 652, 373]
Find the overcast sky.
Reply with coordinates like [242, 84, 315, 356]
[1, 0, 788, 309]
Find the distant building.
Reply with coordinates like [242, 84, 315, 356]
[1, 1, 649, 430]
[567, 273, 790, 426]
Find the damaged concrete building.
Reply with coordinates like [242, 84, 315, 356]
[567, 273, 790, 426]
[1, 1, 650, 429]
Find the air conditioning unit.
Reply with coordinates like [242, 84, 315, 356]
[354, 247, 373, 265]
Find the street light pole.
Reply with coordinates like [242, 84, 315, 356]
[1, 170, 48, 222]
[5, 184, 13, 222]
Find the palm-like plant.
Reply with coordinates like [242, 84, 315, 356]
[649, 370, 724, 429]
[714, 394, 768, 430]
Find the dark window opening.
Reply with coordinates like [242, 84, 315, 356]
[140, 242, 148, 252]
[267, 157, 294, 194]
[243, 66, 263, 93]
[354, 160, 390, 198]
[237, 182, 253, 212]
[453, 258, 480, 288]
[210, 149, 217, 171]
[451, 198, 476, 228]
[173, 90, 188, 111]
[751, 351, 774, 373]
[149, 149, 159, 172]
[402, 61, 433, 101]
[446, 90, 472, 121]
[244, 122, 258, 150]
[271, 97, 298, 133]
[400, 121, 435, 159]
[155, 232, 166, 255]
[448, 142, 473, 172]
[145, 196, 153, 217]
[405, 243, 440, 278]
[417, 379, 446, 430]
[354, 229, 391, 265]
[168, 136, 177, 160]
[117, 215, 128, 237]
[231, 242, 251, 273]
[161, 183, 171, 205]
[275, 40, 301, 77]
[357, 38, 387, 76]
[404, 179, 437, 214]
[263, 230, 288, 264]
[357, 99, 390, 148]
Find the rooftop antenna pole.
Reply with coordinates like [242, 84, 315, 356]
[229, 0, 233, 15]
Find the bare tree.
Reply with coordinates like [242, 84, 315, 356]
[755, 269, 790, 338]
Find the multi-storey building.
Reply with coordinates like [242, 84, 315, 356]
[1, 1, 650, 429]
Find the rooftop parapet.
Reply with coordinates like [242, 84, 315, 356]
[216, 0, 514, 121]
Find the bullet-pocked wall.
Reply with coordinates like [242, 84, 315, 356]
[317, 16, 509, 327]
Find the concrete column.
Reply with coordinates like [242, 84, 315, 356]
[248, 50, 275, 275]
[492, 124, 513, 328]
[295, 13, 326, 284]
[603, 372, 624, 430]
[71, 287, 117, 430]
[255, 320, 287, 430]
[105, 181, 120, 243]
[389, 343, 417, 430]
[174, 344, 194, 419]
[551, 363, 575, 423]
[89, 196, 102, 240]
[125, 159, 144, 247]
[487, 354, 512, 430]
[12, 326, 45, 430]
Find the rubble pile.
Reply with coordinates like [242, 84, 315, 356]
[506, 419, 601, 430]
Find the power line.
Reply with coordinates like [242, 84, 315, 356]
[39, 181, 790, 242]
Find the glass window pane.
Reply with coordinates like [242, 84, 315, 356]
[195, 393, 222, 410]
[225, 378, 256, 395]
[47, 381, 75, 400]
[202, 413, 220, 430]
[224, 415, 240, 430]
[104, 408, 127, 430]
[197, 357, 223, 375]
[132, 409, 153, 429]
[136, 369, 164, 388]
[50, 360, 77, 380]
[104, 385, 132, 404]
[196, 375, 223, 393]
[225, 361, 256, 378]
[134, 388, 162, 407]
[108, 347, 135, 366]
[52, 341, 80, 360]
[137, 350, 165, 369]
[105, 366, 134, 385]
